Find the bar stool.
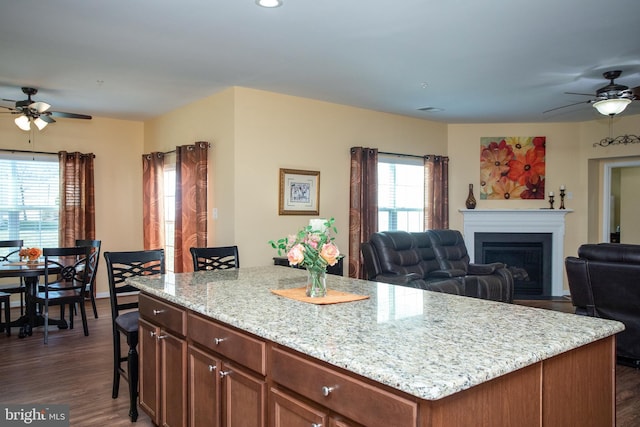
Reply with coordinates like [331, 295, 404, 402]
[0, 291, 11, 336]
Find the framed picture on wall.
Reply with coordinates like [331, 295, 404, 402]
[279, 168, 320, 215]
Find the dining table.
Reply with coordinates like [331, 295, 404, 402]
[0, 260, 65, 338]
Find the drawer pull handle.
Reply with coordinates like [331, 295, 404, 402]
[214, 337, 225, 345]
[152, 309, 164, 315]
[321, 386, 335, 397]
[150, 331, 156, 338]
[208, 365, 216, 372]
[219, 370, 231, 378]
[157, 334, 168, 340]
[311, 424, 323, 427]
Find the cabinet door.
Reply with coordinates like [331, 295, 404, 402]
[221, 362, 266, 427]
[189, 345, 221, 427]
[161, 329, 188, 427]
[270, 388, 327, 427]
[139, 318, 160, 425]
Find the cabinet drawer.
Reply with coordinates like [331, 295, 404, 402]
[140, 293, 186, 336]
[188, 313, 266, 375]
[271, 347, 417, 427]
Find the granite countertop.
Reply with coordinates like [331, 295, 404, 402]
[127, 265, 624, 401]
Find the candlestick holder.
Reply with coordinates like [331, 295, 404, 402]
[548, 194, 555, 209]
[559, 189, 566, 209]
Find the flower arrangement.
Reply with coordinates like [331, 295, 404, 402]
[19, 247, 42, 261]
[269, 217, 341, 297]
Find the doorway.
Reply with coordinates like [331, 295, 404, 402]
[602, 160, 640, 243]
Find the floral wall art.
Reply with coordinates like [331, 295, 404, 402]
[480, 136, 546, 200]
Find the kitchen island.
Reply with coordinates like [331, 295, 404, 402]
[128, 265, 624, 427]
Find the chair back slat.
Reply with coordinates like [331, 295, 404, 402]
[43, 246, 92, 294]
[190, 246, 239, 271]
[75, 239, 102, 291]
[103, 250, 165, 319]
[0, 239, 23, 262]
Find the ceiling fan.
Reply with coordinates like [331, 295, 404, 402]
[544, 70, 639, 116]
[0, 87, 92, 131]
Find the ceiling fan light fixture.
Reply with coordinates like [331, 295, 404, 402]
[14, 115, 31, 131]
[256, 0, 282, 8]
[34, 117, 48, 130]
[593, 98, 632, 116]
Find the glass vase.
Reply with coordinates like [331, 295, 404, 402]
[306, 269, 327, 298]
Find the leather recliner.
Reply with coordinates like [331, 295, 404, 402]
[565, 243, 640, 366]
[362, 230, 514, 302]
[426, 229, 514, 303]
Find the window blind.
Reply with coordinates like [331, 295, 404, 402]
[0, 153, 60, 248]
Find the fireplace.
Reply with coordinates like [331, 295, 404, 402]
[475, 232, 552, 298]
[460, 209, 572, 297]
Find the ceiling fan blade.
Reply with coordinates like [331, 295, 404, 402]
[39, 114, 56, 123]
[2, 98, 17, 103]
[49, 111, 92, 120]
[632, 86, 640, 99]
[543, 100, 593, 114]
[30, 101, 51, 113]
[564, 91, 595, 97]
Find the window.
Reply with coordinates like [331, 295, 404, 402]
[378, 155, 424, 232]
[0, 153, 60, 247]
[163, 163, 176, 272]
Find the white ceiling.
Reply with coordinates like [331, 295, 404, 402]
[1, 0, 639, 124]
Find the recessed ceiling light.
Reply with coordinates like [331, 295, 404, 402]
[256, 0, 283, 7]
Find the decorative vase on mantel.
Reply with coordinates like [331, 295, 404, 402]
[306, 269, 327, 298]
[465, 183, 477, 209]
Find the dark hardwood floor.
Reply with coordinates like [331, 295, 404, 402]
[1, 298, 638, 426]
[1, 299, 153, 426]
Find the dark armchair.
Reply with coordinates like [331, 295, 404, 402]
[565, 243, 640, 366]
[426, 229, 514, 302]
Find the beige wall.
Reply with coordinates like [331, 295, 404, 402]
[3, 87, 639, 299]
[0, 116, 145, 298]
[143, 87, 448, 271]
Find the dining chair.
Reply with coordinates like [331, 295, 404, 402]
[48, 240, 102, 321]
[0, 291, 11, 336]
[104, 249, 165, 422]
[190, 245, 239, 271]
[0, 239, 25, 316]
[34, 246, 92, 344]
[75, 239, 101, 319]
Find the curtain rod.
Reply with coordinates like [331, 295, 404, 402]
[159, 141, 211, 155]
[378, 151, 444, 160]
[0, 148, 96, 158]
[0, 148, 59, 156]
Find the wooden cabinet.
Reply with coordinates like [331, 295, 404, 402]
[188, 312, 266, 427]
[271, 347, 416, 427]
[139, 294, 187, 427]
[139, 291, 616, 427]
[188, 345, 220, 427]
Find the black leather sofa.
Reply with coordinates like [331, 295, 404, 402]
[361, 230, 514, 303]
[565, 243, 640, 366]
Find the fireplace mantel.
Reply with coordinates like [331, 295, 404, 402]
[460, 209, 573, 297]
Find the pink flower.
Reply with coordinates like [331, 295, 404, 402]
[320, 243, 340, 266]
[287, 244, 305, 266]
[305, 233, 321, 249]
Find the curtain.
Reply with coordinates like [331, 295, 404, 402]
[424, 155, 449, 230]
[174, 141, 209, 273]
[348, 147, 378, 279]
[59, 151, 96, 247]
[142, 152, 165, 251]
